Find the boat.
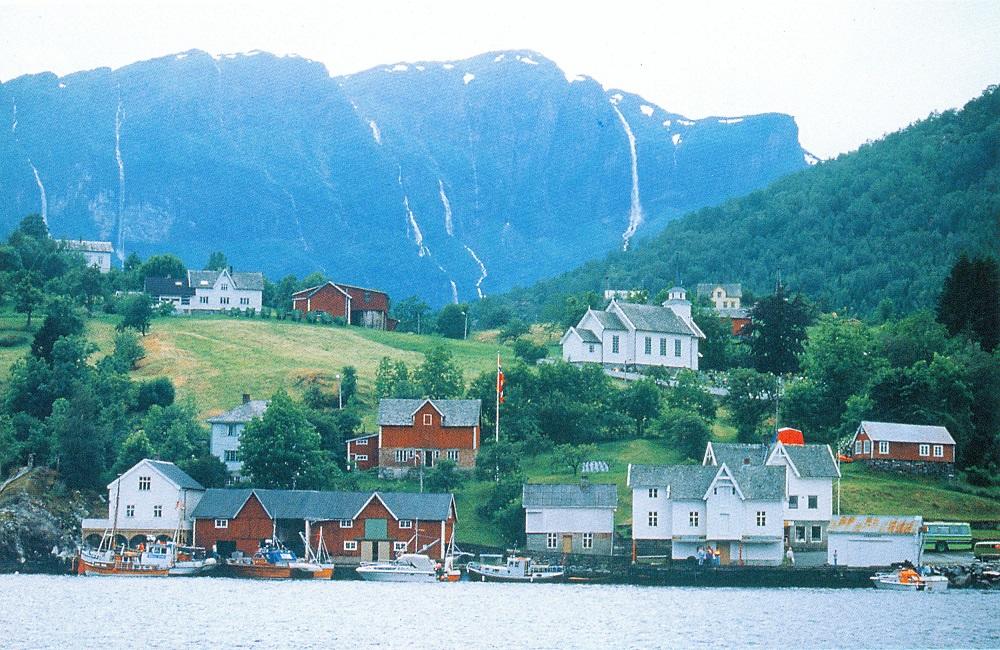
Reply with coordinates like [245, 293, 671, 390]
[77, 540, 217, 577]
[870, 566, 949, 591]
[225, 541, 328, 580]
[466, 554, 565, 583]
[299, 526, 335, 580]
[356, 553, 440, 582]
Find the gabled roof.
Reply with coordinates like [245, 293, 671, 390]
[144, 276, 195, 297]
[190, 489, 258, 519]
[858, 421, 956, 445]
[187, 269, 264, 292]
[190, 488, 454, 522]
[576, 328, 601, 344]
[522, 483, 618, 509]
[629, 463, 783, 501]
[731, 465, 785, 500]
[57, 239, 114, 253]
[828, 515, 922, 536]
[206, 400, 269, 424]
[379, 491, 455, 521]
[780, 444, 841, 478]
[697, 283, 742, 298]
[291, 281, 350, 299]
[613, 301, 700, 337]
[718, 307, 750, 319]
[378, 399, 482, 427]
[110, 459, 204, 491]
[590, 309, 626, 331]
[705, 443, 769, 468]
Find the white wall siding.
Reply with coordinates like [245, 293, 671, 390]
[210, 422, 246, 474]
[98, 461, 196, 532]
[784, 476, 834, 522]
[631, 488, 673, 539]
[524, 507, 614, 534]
[827, 533, 922, 567]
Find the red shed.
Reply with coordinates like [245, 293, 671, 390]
[346, 433, 379, 471]
[849, 421, 956, 475]
[291, 281, 396, 330]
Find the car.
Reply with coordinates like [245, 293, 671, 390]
[973, 541, 1000, 561]
[923, 522, 972, 552]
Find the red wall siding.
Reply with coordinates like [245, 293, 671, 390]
[347, 436, 379, 470]
[292, 284, 349, 317]
[381, 402, 479, 451]
[339, 285, 390, 313]
[855, 430, 954, 462]
[310, 497, 455, 560]
[195, 494, 273, 556]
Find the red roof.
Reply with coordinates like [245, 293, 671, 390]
[777, 427, 805, 445]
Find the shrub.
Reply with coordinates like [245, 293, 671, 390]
[512, 338, 547, 364]
[0, 334, 27, 348]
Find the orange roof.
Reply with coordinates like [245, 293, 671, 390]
[777, 427, 804, 445]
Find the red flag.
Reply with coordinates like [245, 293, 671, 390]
[496, 355, 505, 404]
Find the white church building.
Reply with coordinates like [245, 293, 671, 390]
[560, 287, 705, 371]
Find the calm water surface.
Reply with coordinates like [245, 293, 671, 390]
[0, 575, 997, 648]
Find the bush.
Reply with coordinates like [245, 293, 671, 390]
[965, 466, 998, 487]
[499, 319, 529, 341]
[0, 334, 27, 348]
[136, 377, 176, 410]
[157, 301, 175, 317]
[111, 330, 146, 370]
[512, 338, 547, 364]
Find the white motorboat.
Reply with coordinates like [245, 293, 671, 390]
[466, 555, 564, 583]
[870, 567, 949, 591]
[356, 554, 439, 582]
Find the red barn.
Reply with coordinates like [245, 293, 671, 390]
[377, 398, 482, 476]
[849, 421, 956, 476]
[192, 488, 457, 562]
[346, 433, 379, 471]
[290, 281, 397, 330]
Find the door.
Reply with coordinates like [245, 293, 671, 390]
[377, 541, 391, 561]
[424, 450, 434, 467]
[562, 534, 573, 554]
[718, 543, 731, 565]
[360, 541, 374, 562]
[365, 518, 388, 540]
[216, 540, 236, 557]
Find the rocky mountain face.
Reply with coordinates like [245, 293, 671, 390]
[0, 49, 808, 304]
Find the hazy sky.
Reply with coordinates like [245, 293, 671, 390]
[3, 0, 999, 158]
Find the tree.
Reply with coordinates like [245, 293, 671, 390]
[655, 409, 712, 461]
[140, 254, 186, 280]
[664, 370, 717, 421]
[392, 295, 430, 333]
[474, 440, 523, 481]
[559, 291, 601, 329]
[177, 453, 230, 488]
[13, 272, 43, 329]
[239, 391, 330, 489]
[617, 379, 662, 437]
[109, 330, 146, 371]
[31, 298, 85, 361]
[476, 477, 525, 546]
[142, 402, 207, 464]
[498, 319, 529, 342]
[49, 386, 107, 489]
[424, 459, 465, 492]
[550, 443, 599, 475]
[937, 254, 999, 352]
[206, 251, 228, 271]
[746, 285, 813, 375]
[136, 378, 175, 411]
[118, 294, 153, 335]
[374, 357, 418, 399]
[512, 338, 547, 364]
[692, 301, 737, 371]
[114, 430, 155, 474]
[436, 303, 468, 339]
[340, 366, 357, 405]
[723, 368, 778, 443]
[414, 346, 464, 398]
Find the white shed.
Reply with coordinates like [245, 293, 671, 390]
[827, 515, 923, 567]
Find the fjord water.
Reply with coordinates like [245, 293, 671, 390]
[1, 575, 997, 648]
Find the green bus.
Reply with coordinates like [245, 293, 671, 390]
[923, 521, 973, 552]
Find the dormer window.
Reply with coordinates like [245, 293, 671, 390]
[423, 413, 433, 426]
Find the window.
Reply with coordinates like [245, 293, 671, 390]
[138, 476, 151, 491]
[644, 336, 652, 355]
[648, 488, 658, 499]
[395, 449, 410, 463]
[689, 511, 699, 527]
[788, 495, 799, 509]
[227, 424, 238, 437]
[181, 297, 189, 305]
[447, 449, 460, 462]
[393, 541, 408, 553]
[659, 338, 667, 356]
[919, 444, 930, 457]
[153, 505, 162, 518]
[795, 525, 806, 542]
[364, 291, 372, 303]
[125, 505, 135, 518]
[933, 445, 944, 458]
[399, 520, 413, 529]
[612, 335, 620, 354]
[863, 440, 871, 454]
[756, 511, 766, 527]
[854, 440, 862, 454]
[423, 413, 433, 425]
[221, 283, 229, 291]
[588, 344, 595, 353]
[808, 496, 818, 509]
[674, 339, 682, 357]
[546, 533, 558, 549]
[214, 519, 228, 529]
[356, 438, 368, 446]
[878, 441, 889, 455]
[811, 525, 822, 541]
[339, 520, 353, 528]
[353, 454, 368, 462]
[582, 533, 594, 550]
[648, 511, 658, 527]
[220, 296, 230, 305]
[343, 541, 358, 551]
[240, 297, 250, 305]
[224, 450, 238, 462]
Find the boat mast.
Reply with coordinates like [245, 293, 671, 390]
[106, 479, 121, 552]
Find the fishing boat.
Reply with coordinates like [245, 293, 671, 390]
[77, 540, 217, 577]
[870, 566, 949, 591]
[298, 525, 335, 580]
[356, 553, 440, 582]
[225, 542, 328, 580]
[466, 554, 565, 583]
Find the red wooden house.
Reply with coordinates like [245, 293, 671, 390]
[346, 433, 379, 471]
[849, 421, 956, 475]
[290, 281, 397, 330]
[191, 488, 457, 562]
[376, 398, 482, 475]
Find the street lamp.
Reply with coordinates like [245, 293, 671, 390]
[335, 374, 342, 409]
[462, 311, 468, 340]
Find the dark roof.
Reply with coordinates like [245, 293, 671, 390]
[630, 463, 784, 501]
[782, 444, 840, 478]
[696, 283, 743, 298]
[614, 302, 699, 336]
[590, 309, 626, 331]
[859, 421, 955, 445]
[191, 489, 453, 521]
[146, 460, 204, 490]
[575, 328, 602, 344]
[731, 465, 785, 500]
[144, 276, 194, 297]
[378, 399, 481, 427]
[188, 270, 264, 291]
[717, 307, 750, 319]
[57, 239, 114, 253]
[522, 483, 618, 509]
[708, 443, 769, 468]
[206, 400, 269, 424]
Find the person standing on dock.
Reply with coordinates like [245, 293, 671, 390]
[785, 546, 795, 566]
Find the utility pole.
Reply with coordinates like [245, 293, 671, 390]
[336, 374, 342, 409]
[463, 310, 468, 340]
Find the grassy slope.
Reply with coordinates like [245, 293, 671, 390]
[839, 463, 1000, 520]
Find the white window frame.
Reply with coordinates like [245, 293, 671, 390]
[220, 296, 230, 305]
[138, 476, 151, 491]
[919, 444, 930, 457]
[795, 525, 806, 542]
[878, 441, 889, 455]
[854, 440, 862, 454]
[674, 339, 682, 357]
[240, 297, 250, 305]
[423, 413, 433, 426]
[393, 541, 408, 553]
[125, 505, 135, 518]
[399, 520, 413, 529]
[788, 495, 799, 509]
[689, 511, 699, 527]
[756, 511, 766, 527]
[863, 440, 871, 454]
[221, 283, 229, 291]
[394, 449, 409, 463]
[659, 338, 667, 356]
[582, 533, 594, 550]
[227, 424, 238, 437]
[353, 454, 368, 462]
[224, 450, 238, 462]
[648, 511, 658, 527]
[933, 445, 944, 458]
[648, 488, 658, 499]
[343, 540, 358, 551]
[199, 296, 209, 304]
[546, 533, 558, 549]
[355, 438, 368, 446]
[644, 336, 652, 355]
[214, 519, 228, 529]
[611, 335, 620, 354]
[339, 519, 353, 528]
[153, 505, 162, 518]
[447, 449, 460, 462]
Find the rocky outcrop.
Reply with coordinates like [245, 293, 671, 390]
[928, 562, 1000, 589]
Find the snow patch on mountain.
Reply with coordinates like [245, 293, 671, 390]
[463, 73, 475, 85]
[611, 103, 643, 252]
[402, 195, 429, 257]
[439, 179, 454, 236]
[804, 152, 820, 165]
[494, 54, 505, 63]
[677, 119, 695, 126]
[640, 105, 654, 117]
[517, 55, 539, 65]
[389, 64, 408, 72]
[442, 63, 455, 70]
[463, 245, 488, 299]
[672, 133, 682, 146]
[718, 118, 744, 124]
[662, 119, 672, 128]
[415, 65, 425, 71]
[610, 93, 624, 106]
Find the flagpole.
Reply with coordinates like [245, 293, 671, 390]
[495, 352, 501, 483]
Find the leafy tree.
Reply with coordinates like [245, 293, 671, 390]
[13, 272, 43, 329]
[472, 297, 513, 329]
[239, 391, 330, 489]
[374, 357, 418, 399]
[306, 407, 360, 465]
[499, 319, 529, 341]
[617, 379, 662, 437]
[114, 430, 155, 474]
[656, 409, 712, 461]
[140, 254, 186, 280]
[177, 453, 231, 488]
[512, 338, 547, 364]
[723, 368, 778, 443]
[206, 251, 228, 271]
[474, 439, 522, 481]
[747, 285, 813, 375]
[937, 254, 999, 352]
[110, 330, 146, 372]
[49, 386, 107, 489]
[436, 303, 468, 339]
[664, 370, 717, 421]
[559, 290, 602, 329]
[550, 443, 599, 475]
[392, 295, 430, 333]
[692, 301, 738, 371]
[340, 366, 358, 405]
[414, 346, 464, 398]
[136, 378, 175, 411]
[31, 298, 85, 361]
[118, 293, 153, 335]
[878, 310, 960, 369]
[265, 274, 301, 310]
[476, 477, 525, 546]
[424, 459, 465, 492]
[141, 402, 207, 463]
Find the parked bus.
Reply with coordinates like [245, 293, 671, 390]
[923, 522, 972, 552]
[973, 541, 1000, 561]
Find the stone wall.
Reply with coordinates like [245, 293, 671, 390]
[864, 458, 955, 478]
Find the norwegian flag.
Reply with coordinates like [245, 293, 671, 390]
[496, 354, 505, 404]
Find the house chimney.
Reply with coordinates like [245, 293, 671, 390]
[242, 393, 251, 404]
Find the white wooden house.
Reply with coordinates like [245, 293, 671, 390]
[145, 268, 263, 313]
[523, 482, 618, 555]
[561, 287, 705, 371]
[207, 395, 269, 479]
[80, 459, 204, 547]
[827, 515, 924, 567]
[56, 239, 113, 273]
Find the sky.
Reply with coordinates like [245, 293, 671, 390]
[3, 0, 999, 158]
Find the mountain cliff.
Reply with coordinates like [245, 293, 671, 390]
[0, 49, 808, 304]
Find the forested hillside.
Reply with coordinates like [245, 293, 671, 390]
[508, 86, 1000, 318]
